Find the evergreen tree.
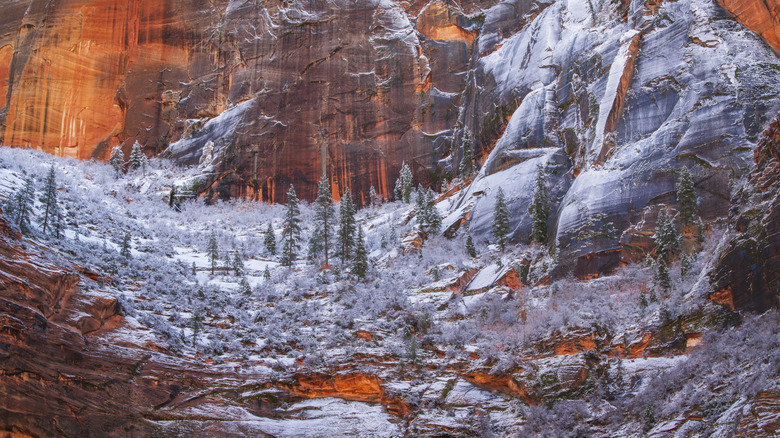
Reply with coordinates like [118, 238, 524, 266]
[654, 210, 680, 263]
[529, 163, 549, 244]
[6, 175, 36, 234]
[369, 185, 380, 206]
[263, 265, 271, 280]
[458, 127, 475, 177]
[120, 231, 132, 259]
[39, 166, 61, 236]
[425, 189, 441, 234]
[108, 146, 125, 176]
[653, 256, 672, 293]
[415, 185, 426, 219]
[337, 188, 357, 264]
[129, 142, 148, 174]
[393, 178, 403, 202]
[400, 162, 413, 203]
[239, 276, 252, 295]
[281, 184, 302, 267]
[207, 231, 219, 274]
[352, 225, 368, 279]
[264, 222, 276, 255]
[492, 187, 510, 251]
[309, 176, 335, 265]
[466, 232, 477, 258]
[232, 252, 245, 276]
[677, 166, 698, 226]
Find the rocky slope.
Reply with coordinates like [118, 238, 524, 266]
[0, 144, 777, 436]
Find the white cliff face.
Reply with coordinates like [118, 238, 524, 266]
[458, 0, 780, 276]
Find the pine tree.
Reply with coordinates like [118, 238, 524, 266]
[677, 166, 698, 226]
[394, 178, 403, 202]
[400, 162, 413, 203]
[369, 185, 379, 206]
[120, 231, 132, 259]
[39, 166, 61, 236]
[309, 176, 335, 265]
[352, 225, 368, 279]
[129, 142, 148, 174]
[108, 146, 125, 176]
[207, 231, 219, 274]
[425, 189, 441, 234]
[232, 252, 245, 276]
[6, 175, 36, 234]
[529, 163, 549, 244]
[263, 265, 271, 280]
[281, 184, 302, 268]
[458, 127, 475, 177]
[415, 185, 426, 220]
[654, 210, 680, 263]
[337, 188, 357, 264]
[653, 256, 671, 293]
[264, 222, 276, 255]
[492, 187, 510, 251]
[239, 276, 252, 295]
[466, 232, 477, 258]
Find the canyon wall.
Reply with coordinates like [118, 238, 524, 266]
[0, 0, 778, 276]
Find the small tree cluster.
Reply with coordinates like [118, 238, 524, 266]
[417, 188, 442, 235]
[4, 175, 37, 235]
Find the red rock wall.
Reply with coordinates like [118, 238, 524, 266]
[0, 0, 481, 204]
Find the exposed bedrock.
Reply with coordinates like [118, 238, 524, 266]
[457, 0, 780, 278]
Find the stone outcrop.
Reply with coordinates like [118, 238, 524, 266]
[710, 114, 780, 312]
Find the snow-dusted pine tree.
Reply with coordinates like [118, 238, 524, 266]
[529, 163, 549, 244]
[264, 222, 276, 255]
[352, 225, 368, 279]
[337, 188, 357, 264]
[400, 162, 413, 203]
[120, 231, 132, 259]
[232, 252, 245, 276]
[108, 146, 125, 176]
[39, 166, 61, 236]
[466, 232, 477, 258]
[492, 187, 510, 251]
[207, 231, 219, 274]
[393, 178, 403, 202]
[369, 185, 380, 206]
[309, 176, 335, 266]
[5, 175, 36, 234]
[281, 185, 302, 268]
[129, 142, 148, 174]
[677, 166, 698, 226]
[654, 210, 680, 263]
[458, 127, 475, 178]
[425, 189, 441, 234]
